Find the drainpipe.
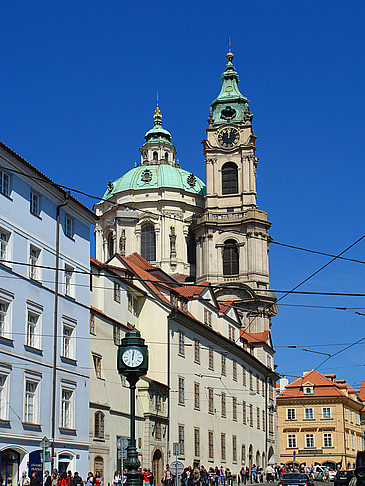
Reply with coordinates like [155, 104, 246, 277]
[265, 376, 268, 466]
[342, 404, 347, 469]
[167, 317, 171, 464]
[51, 193, 70, 471]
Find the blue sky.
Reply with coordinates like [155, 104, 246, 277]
[1, 1, 365, 387]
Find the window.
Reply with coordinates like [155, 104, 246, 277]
[113, 282, 121, 303]
[287, 408, 296, 420]
[306, 434, 315, 448]
[256, 375, 259, 393]
[223, 239, 239, 276]
[221, 355, 226, 376]
[242, 367, 246, 386]
[269, 380, 273, 400]
[344, 408, 348, 420]
[26, 311, 39, 348]
[208, 431, 214, 459]
[0, 300, 9, 337]
[350, 411, 353, 422]
[356, 414, 360, 425]
[29, 245, 40, 280]
[304, 387, 313, 394]
[249, 404, 253, 427]
[0, 373, 9, 420]
[62, 323, 75, 359]
[0, 230, 10, 263]
[194, 428, 200, 457]
[242, 400, 246, 424]
[233, 397, 237, 421]
[194, 382, 200, 410]
[24, 379, 39, 423]
[287, 434, 297, 448]
[30, 191, 40, 216]
[233, 361, 237, 381]
[155, 422, 161, 440]
[94, 411, 105, 438]
[178, 424, 185, 454]
[141, 225, 156, 262]
[61, 387, 74, 429]
[208, 348, 214, 370]
[262, 410, 265, 431]
[304, 408, 314, 420]
[178, 332, 185, 356]
[208, 388, 214, 413]
[267, 355, 272, 369]
[155, 393, 162, 412]
[93, 355, 102, 379]
[194, 340, 200, 364]
[323, 433, 333, 448]
[269, 412, 273, 434]
[261, 378, 265, 396]
[64, 265, 74, 297]
[241, 444, 246, 465]
[107, 233, 114, 259]
[0, 170, 10, 197]
[164, 152, 169, 162]
[249, 371, 253, 390]
[90, 313, 95, 334]
[178, 376, 184, 405]
[153, 151, 158, 162]
[232, 435, 237, 463]
[346, 432, 349, 448]
[65, 215, 74, 239]
[127, 292, 138, 316]
[256, 407, 260, 429]
[229, 325, 235, 341]
[204, 308, 212, 327]
[221, 392, 226, 418]
[113, 325, 121, 345]
[222, 162, 238, 195]
[221, 433, 226, 461]
[322, 407, 331, 419]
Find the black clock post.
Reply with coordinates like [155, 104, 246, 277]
[117, 328, 149, 486]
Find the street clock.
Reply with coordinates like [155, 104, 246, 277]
[117, 328, 148, 379]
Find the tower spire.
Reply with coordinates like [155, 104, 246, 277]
[226, 37, 234, 62]
[154, 91, 162, 123]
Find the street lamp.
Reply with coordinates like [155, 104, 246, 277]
[117, 328, 148, 486]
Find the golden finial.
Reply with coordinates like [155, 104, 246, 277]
[226, 37, 234, 62]
[154, 91, 162, 121]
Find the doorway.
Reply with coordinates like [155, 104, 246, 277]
[152, 449, 163, 486]
[1, 449, 20, 486]
[58, 453, 74, 474]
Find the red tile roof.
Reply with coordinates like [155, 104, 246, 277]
[219, 301, 233, 313]
[240, 330, 270, 345]
[278, 369, 361, 403]
[177, 282, 210, 297]
[358, 380, 365, 401]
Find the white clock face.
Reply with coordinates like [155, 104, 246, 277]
[122, 348, 144, 368]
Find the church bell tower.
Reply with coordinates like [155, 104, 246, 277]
[193, 43, 277, 332]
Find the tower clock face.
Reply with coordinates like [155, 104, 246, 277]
[218, 127, 239, 148]
[122, 347, 144, 368]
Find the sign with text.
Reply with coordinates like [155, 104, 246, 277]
[28, 450, 43, 480]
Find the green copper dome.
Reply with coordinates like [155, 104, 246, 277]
[102, 164, 206, 200]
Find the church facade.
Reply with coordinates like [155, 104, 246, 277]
[91, 46, 279, 474]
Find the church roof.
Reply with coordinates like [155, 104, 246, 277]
[102, 163, 206, 199]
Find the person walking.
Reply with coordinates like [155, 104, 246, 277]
[163, 466, 172, 486]
[19, 472, 30, 486]
[30, 473, 41, 486]
[44, 471, 52, 486]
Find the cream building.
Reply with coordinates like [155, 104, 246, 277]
[277, 370, 364, 469]
[91, 45, 280, 476]
[89, 259, 168, 482]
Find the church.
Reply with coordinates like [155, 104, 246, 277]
[89, 45, 279, 476]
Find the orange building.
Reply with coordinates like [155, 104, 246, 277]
[277, 370, 364, 469]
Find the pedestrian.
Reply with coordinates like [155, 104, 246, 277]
[143, 469, 151, 486]
[86, 473, 94, 486]
[19, 472, 30, 486]
[163, 466, 172, 486]
[94, 473, 103, 486]
[30, 473, 41, 486]
[44, 471, 52, 486]
[71, 473, 82, 486]
[201, 469, 208, 486]
[192, 469, 200, 486]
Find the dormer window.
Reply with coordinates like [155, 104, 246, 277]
[304, 387, 313, 394]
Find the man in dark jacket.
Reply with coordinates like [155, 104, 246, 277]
[71, 474, 83, 486]
[30, 472, 41, 486]
[44, 471, 52, 486]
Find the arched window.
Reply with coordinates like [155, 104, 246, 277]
[141, 225, 156, 262]
[164, 152, 169, 162]
[107, 233, 114, 259]
[94, 411, 105, 438]
[222, 162, 238, 194]
[223, 239, 239, 275]
[153, 151, 158, 163]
